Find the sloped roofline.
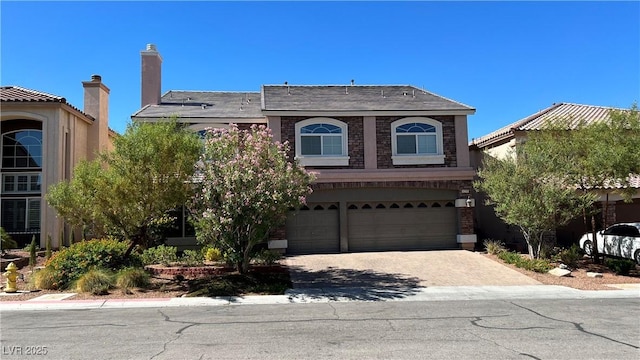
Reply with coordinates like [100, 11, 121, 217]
[470, 102, 625, 148]
[1, 85, 90, 120]
[261, 84, 475, 111]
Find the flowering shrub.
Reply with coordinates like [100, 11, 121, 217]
[190, 124, 314, 273]
[43, 238, 140, 289]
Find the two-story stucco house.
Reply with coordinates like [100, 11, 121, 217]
[132, 44, 478, 254]
[1, 75, 114, 247]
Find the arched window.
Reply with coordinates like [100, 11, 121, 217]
[1, 128, 42, 236]
[391, 118, 445, 165]
[2, 130, 42, 169]
[295, 118, 349, 166]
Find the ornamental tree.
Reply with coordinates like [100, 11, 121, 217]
[475, 150, 596, 259]
[47, 119, 202, 256]
[190, 124, 314, 273]
[521, 104, 640, 262]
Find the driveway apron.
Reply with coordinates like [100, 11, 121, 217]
[285, 250, 541, 290]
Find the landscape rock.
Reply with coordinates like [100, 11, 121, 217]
[548, 268, 571, 277]
[587, 272, 603, 278]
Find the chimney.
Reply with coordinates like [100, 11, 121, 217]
[82, 74, 110, 159]
[141, 43, 162, 107]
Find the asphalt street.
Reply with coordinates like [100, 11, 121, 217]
[1, 298, 639, 360]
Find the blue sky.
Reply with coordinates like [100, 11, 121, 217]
[2, 1, 638, 141]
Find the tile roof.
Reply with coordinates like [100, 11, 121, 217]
[1, 85, 66, 103]
[261, 85, 475, 112]
[470, 102, 624, 148]
[132, 91, 263, 119]
[1, 85, 90, 118]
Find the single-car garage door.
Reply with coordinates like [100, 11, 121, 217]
[348, 201, 457, 252]
[286, 203, 340, 254]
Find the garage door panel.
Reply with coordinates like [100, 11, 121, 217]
[286, 205, 339, 254]
[348, 205, 456, 252]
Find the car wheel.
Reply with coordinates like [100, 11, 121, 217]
[583, 240, 593, 256]
[635, 250, 640, 266]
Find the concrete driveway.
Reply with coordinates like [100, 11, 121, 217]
[285, 250, 541, 291]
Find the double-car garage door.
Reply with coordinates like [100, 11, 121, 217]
[286, 200, 457, 254]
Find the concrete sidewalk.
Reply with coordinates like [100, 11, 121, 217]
[0, 285, 638, 311]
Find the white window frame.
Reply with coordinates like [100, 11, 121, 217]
[295, 118, 350, 166]
[391, 117, 445, 165]
[1, 173, 42, 194]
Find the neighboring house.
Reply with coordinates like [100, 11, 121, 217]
[470, 102, 640, 248]
[132, 44, 478, 254]
[0, 75, 114, 247]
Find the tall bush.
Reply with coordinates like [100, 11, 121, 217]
[190, 124, 314, 273]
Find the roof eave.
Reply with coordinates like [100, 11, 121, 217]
[261, 109, 475, 116]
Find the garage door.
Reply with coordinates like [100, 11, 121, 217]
[348, 201, 457, 252]
[286, 203, 340, 254]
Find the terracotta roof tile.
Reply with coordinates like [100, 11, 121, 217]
[1, 86, 66, 103]
[470, 103, 625, 148]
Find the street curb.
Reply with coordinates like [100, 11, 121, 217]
[1, 285, 638, 311]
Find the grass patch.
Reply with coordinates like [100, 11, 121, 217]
[185, 270, 291, 297]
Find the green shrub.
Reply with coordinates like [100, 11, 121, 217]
[204, 247, 223, 262]
[33, 267, 58, 290]
[140, 245, 178, 266]
[116, 267, 150, 291]
[1, 227, 18, 250]
[605, 258, 635, 276]
[44, 238, 138, 289]
[557, 244, 582, 268]
[483, 239, 506, 255]
[180, 249, 204, 267]
[498, 251, 553, 273]
[75, 268, 114, 295]
[253, 249, 282, 266]
[29, 235, 37, 268]
[45, 234, 53, 260]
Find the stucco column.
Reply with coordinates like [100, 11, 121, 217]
[363, 116, 377, 169]
[267, 116, 282, 143]
[454, 115, 470, 168]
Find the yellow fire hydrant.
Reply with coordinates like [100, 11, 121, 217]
[4, 262, 18, 293]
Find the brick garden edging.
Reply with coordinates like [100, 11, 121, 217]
[144, 264, 287, 279]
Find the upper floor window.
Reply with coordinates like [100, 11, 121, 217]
[391, 118, 445, 165]
[295, 118, 349, 166]
[2, 130, 43, 169]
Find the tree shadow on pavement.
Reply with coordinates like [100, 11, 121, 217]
[286, 265, 424, 301]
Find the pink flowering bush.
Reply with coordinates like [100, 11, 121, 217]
[190, 124, 314, 273]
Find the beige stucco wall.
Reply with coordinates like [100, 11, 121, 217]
[1, 102, 107, 247]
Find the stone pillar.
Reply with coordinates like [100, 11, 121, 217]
[268, 226, 287, 254]
[602, 201, 616, 228]
[455, 189, 477, 251]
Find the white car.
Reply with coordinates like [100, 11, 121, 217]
[579, 222, 640, 265]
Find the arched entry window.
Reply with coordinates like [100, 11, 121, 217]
[1, 128, 42, 240]
[2, 130, 42, 169]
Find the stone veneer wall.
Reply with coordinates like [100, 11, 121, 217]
[313, 179, 472, 191]
[459, 207, 474, 234]
[376, 115, 457, 168]
[280, 116, 364, 169]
